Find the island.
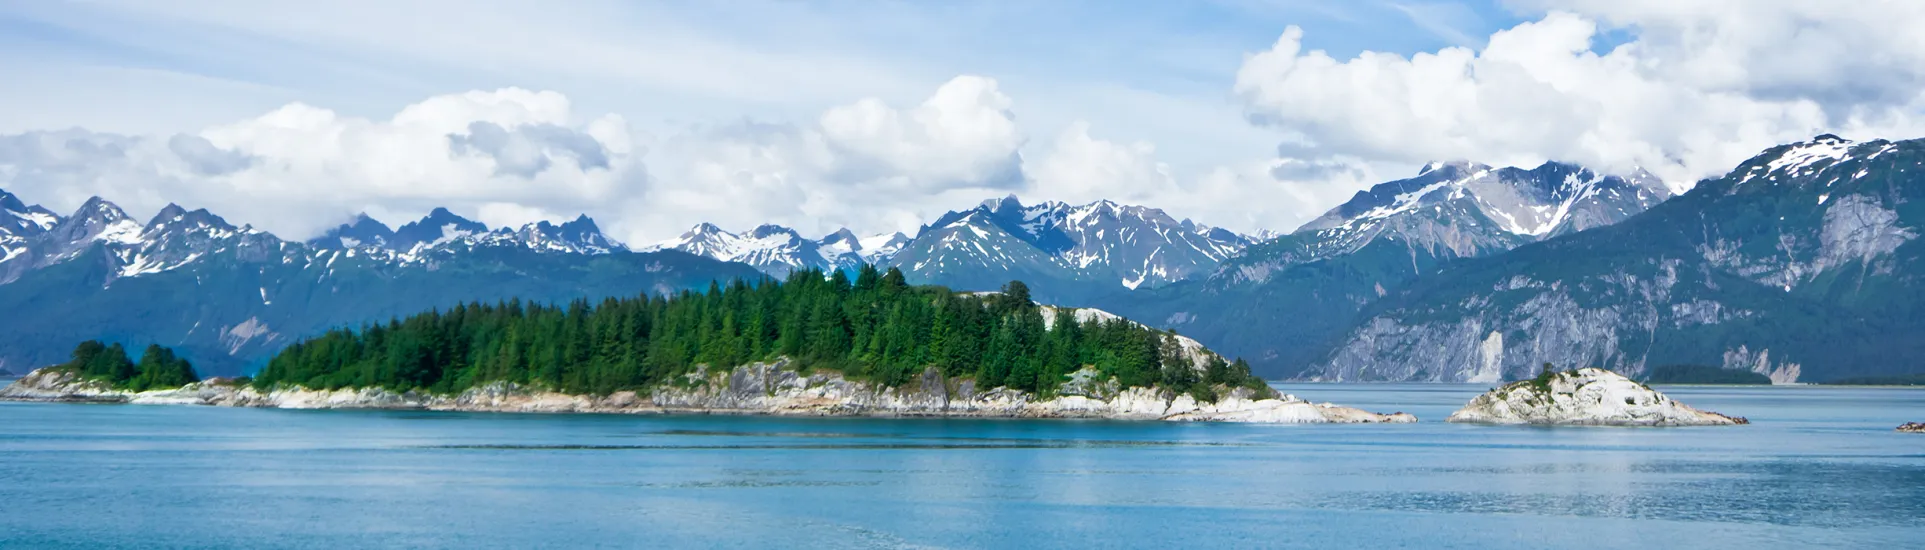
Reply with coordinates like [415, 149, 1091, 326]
[2, 268, 1416, 424]
[1900, 423, 1925, 433]
[1448, 367, 1746, 426]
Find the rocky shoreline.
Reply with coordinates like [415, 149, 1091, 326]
[0, 361, 1417, 424]
[1447, 368, 1747, 426]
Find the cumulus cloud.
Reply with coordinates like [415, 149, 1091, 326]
[0, 88, 645, 240]
[1024, 121, 1175, 205]
[818, 75, 1025, 190]
[1234, 1, 1925, 189]
[1022, 121, 1379, 232]
[9, 2, 1923, 246]
[166, 134, 254, 176]
[639, 75, 1029, 241]
[0, 77, 1036, 245]
[448, 121, 611, 178]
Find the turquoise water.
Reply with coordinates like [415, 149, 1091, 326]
[1, 382, 1921, 549]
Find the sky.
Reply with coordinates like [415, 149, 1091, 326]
[2, 0, 1923, 246]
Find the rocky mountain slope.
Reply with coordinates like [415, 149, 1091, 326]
[1098, 161, 1670, 379]
[0, 192, 761, 376]
[1309, 135, 1925, 383]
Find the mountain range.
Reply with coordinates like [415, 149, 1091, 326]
[1093, 160, 1674, 379]
[6, 134, 1922, 384]
[647, 196, 1254, 301]
[1307, 135, 1925, 383]
[0, 195, 759, 376]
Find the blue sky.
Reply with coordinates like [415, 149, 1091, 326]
[0, 1, 1520, 171]
[0, 1, 1917, 243]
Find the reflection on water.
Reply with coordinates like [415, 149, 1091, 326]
[1, 384, 1921, 549]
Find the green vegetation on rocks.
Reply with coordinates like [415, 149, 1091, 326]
[57, 340, 200, 392]
[253, 266, 1270, 400]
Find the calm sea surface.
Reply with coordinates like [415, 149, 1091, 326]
[1, 381, 1921, 549]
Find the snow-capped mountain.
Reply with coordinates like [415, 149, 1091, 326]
[308, 214, 395, 249]
[308, 209, 626, 258]
[653, 196, 1258, 300]
[491, 215, 622, 255]
[0, 195, 639, 288]
[390, 207, 489, 250]
[1, 188, 62, 280]
[887, 196, 1254, 299]
[0, 195, 151, 285]
[644, 223, 909, 278]
[1311, 134, 1925, 384]
[1227, 160, 1670, 284]
[819, 228, 912, 266]
[0, 191, 758, 376]
[113, 204, 277, 280]
[1097, 160, 1671, 379]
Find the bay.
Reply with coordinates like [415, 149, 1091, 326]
[1, 382, 1921, 549]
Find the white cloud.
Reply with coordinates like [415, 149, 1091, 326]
[1024, 121, 1175, 205]
[9, 1, 1923, 248]
[818, 76, 1024, 189]
[1021, 121, 1378, 233]
[0, 88, 644, 240]
[640, 76, 1028, 241]
[0, 76, 1036, 246]
[1234, 2, 1925, 189]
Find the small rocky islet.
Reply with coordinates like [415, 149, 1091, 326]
[1899, 422, 1925, 433]
[1447, 368, 1747, 426]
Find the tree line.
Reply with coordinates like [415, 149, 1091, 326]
[57, 340, 200, 392]
[253, 266, 1270, 400]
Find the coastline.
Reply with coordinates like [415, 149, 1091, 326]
[0, 361, 1417, 424]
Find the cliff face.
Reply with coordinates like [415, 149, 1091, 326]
[1446, 368, 1745, 427]
[0, 360, 1416, 424]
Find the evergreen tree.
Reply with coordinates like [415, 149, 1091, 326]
[239, 268, 1271, 400]
[56, 340, 198, 391]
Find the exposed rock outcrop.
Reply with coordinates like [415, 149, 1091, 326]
[1899, 422, 1925, 433]
[1447, 368, 1746, 426]
[0, 361, 1415, 424]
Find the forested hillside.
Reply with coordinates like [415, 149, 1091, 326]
[254, 266, 1268, 399]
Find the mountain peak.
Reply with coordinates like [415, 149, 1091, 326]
[148, 203, 189, 226]
[310, 213, 397, 249]
[820, 228, 860, 247]
[980, 194, 1023, 213]
[0, 188, 62, 237]
[390, 207, 487, 249]
[72, 197, 132, 226]
[0, 188, 27, 213]
[559, 214, 600, 233]
[747, 224, 798, 240]
[1812, 133, 1849, 145]
[1419, 160, 1479, 176]
[498, 214, 618, 254]
[179, 208, 235, 230]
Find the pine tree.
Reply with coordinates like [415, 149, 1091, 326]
[238, 266, 1273, 399]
